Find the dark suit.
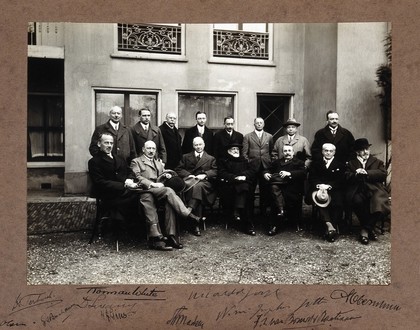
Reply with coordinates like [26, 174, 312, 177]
[130, 122, 167, 163]
[130, 154, 191, 237]
[345, 156, 390, 230]
[308, 157, 346, 224]
[175, 151, 217, 213]
[265, 157, 306, 224]
[182, 125, 214, 155]
[242, 130, 273, 213]
[311, 125, 355, 163]
[89, 120, 136, 164]
[213, 129, 243, 160]
[88, 151, 138, 221]
[159, 122, 182, 169]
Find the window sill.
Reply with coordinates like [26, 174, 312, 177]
[28, 45, 64, 59]
[208, 57, 276, 67]
[111, 52, 188, 62]
[27, 162, 65, 168]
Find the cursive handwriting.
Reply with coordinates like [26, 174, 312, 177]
[100, 306, 137, 322]
[215, 304, 248, 321]
[290, 296, 328, 314]
[167, 306, 204, 328]
[0, 319, 26, 327]
[188, 287, 282, 304]
[78, 286, 165, 300]
[330, 289, 401, 311]
[10, 292, 62, 315]
[285, 309, 362, 326]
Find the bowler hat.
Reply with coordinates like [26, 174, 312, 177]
[312, 184, 331, 208]
[283, 118, 301, 127]
[354, 138, 372, 151]
[163, 176, 186, 193]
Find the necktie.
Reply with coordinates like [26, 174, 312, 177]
[196, 154, 201, 161]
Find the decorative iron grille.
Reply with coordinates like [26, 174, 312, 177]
[213, 29, 269, 60]
[118, 23, 182, 55]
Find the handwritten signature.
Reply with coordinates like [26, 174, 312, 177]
[10, 291, 62, 315]
[166, 306, 204, 328]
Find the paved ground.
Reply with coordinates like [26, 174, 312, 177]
[27, 191, 391, 286]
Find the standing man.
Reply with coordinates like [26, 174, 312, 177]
[272, 118, 311, 167]
[308, 143, 346, 242]
[345, 138, 390, 244]
[159, 112, 183, 169]
[242, 117, 273, 216]
[263, 145, 306, 235]
[130, 141, 202, 250]
[130, 108, 167, 163]
[213, 116, 243, 160]
[182, 111, 214, 155]
[89, 106, 136, 164]
[175, 137, 217, 236]
[311, 111, 355, 164]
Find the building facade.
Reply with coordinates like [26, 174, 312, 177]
[27, 22, 390, 194]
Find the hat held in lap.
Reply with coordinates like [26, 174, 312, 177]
[312, 184, 331, 207]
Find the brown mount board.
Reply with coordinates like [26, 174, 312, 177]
[1, 0, 419, 329]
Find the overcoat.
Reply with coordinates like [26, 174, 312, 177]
[218, 155, 258, 193]
[89, 120, 136, 164]
[345, 156, 390, 215]
[307, 157, 346, 207]
[88, 151, 135, 200]
[130, 154, 166, 189]
[182, 125, 214, 155]
[159, 123, 183, 169]
[130, 122, 167, 162]
[265, 157, 306, 205]
[272, 133, 311, 164]
[311, 125, 355, 163]
[212, 129, 244, 160]
[175, 151, 217, 205]
[242, 131, 273, 170]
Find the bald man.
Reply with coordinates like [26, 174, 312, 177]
[89, 105, 136, 164]
[159, 112, 183, 169]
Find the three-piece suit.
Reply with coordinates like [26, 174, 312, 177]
[182, 125, 214, 155]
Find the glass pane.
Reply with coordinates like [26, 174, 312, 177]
[207, 96, 233, 128]
[47, 132, 64, 157]
[28, 96, 44, 126]
[46, 97, 64, 127]
[28, 132, 44, 158]
[242, 23, 267, 33]
[128, 94, 158, 126]
[178, 94, 205, 128]
[214, 23, 239, 31]
[95, 93, 124, 126]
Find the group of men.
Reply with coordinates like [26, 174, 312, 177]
[88, 106, 390, 251]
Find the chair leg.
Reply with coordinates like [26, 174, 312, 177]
[89, 199, 102, 244]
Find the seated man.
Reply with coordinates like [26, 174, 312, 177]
[308, 143, 346, 242]
[175, 137, 217, 236]
[263, 145, 306, 235]
[217, 143, 259, 235]
[345, 138, 390, 244]
[88, 133, 141, 238]
[130, 140, 201, 250]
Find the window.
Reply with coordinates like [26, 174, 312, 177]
[28, 95, 64, 161]
[178, 93, 234, 130]
[117, 23, 183, 55]
[213, 23, 270, 60]
[95, 90, 159, 127]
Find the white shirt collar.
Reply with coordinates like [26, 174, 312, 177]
[197, 125, 204, 133]
[110, 121, 119, 131]
[195, 151, 203, 158]
[254, 130, 263, 137]
[357, 156, 367, 168]
[141, 123, 149, 130]
[323, 157, 334, 168]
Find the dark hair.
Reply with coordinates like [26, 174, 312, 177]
[139, 108, 151, 116]
[326, 110, 338, 120]
[195, 111, 207, 119]
[224, 116, 234, 123]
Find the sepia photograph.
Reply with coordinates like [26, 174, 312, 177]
[26, 21, 392, 286]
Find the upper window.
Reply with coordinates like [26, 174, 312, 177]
[95, 90, 159, 127]
[117, 23, 183, 56]
[213, 23, 270, 60]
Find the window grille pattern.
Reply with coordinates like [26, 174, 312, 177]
[118, 24, 182, 55]
[213, 29, 269, 60]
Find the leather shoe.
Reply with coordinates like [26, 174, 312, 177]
[168, 235, 183, 249]
[192, 225, 201, 236]
[368, 230, 378, 241]
[268, 226, 277, 236]
[325, 229, 337, 243]
[247, 228, 256, 236]
[359, 235, 369, 245]
[234, 215, 241, 221]
[148, 238, 173, 251]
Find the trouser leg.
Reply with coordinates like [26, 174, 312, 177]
[139, 192, 163, 238]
